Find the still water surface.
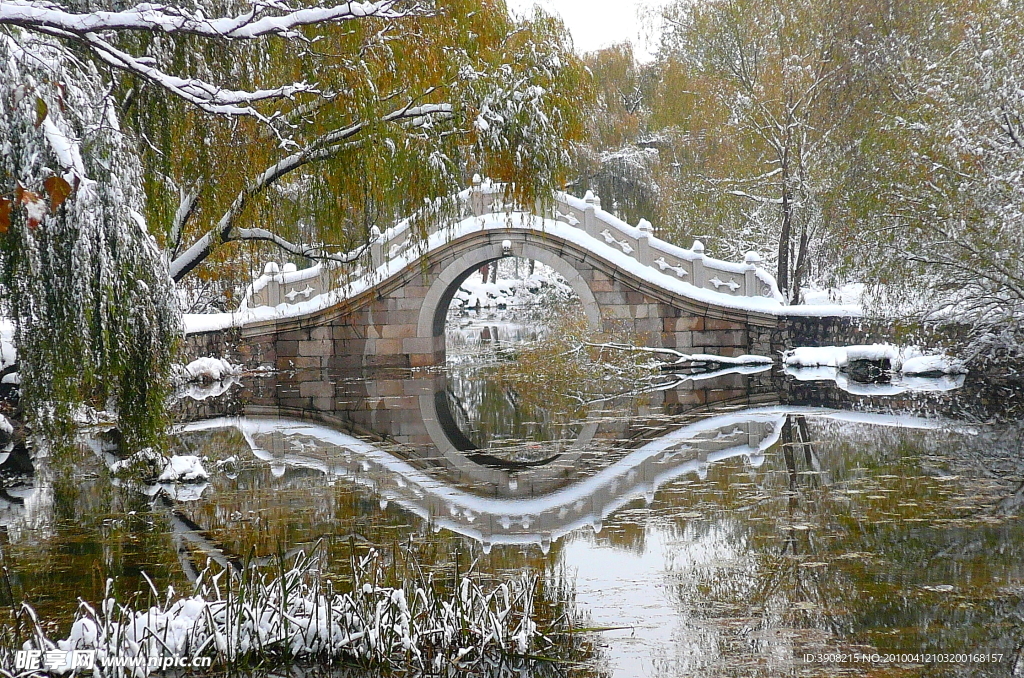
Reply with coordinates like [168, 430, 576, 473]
[1, 312, 1022, 676]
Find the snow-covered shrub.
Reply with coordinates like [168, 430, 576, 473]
[3, 544, 587, 675]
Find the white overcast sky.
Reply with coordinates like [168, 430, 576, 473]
[506, 0, 667, 61]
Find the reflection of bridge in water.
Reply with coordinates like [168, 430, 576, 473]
[179, 368, 949, 550]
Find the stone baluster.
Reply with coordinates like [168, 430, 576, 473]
[743, 251, 762, 297]
[583, 190, 600, 238]
[370, 225, 383, 270]
[470, 174, 484, 217]
[264, 262, 281, 305]
[691, 240, 705, 289]
[636, 218, 653, 266]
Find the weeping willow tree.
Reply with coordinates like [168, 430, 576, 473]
[0, 0, 589, 446]
[0, 29, 178, 449]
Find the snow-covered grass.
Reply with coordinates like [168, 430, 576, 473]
[3, 544, 580, 676]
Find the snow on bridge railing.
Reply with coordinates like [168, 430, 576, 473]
[242, 176, 784, 310]
[546, 187, 783, 302]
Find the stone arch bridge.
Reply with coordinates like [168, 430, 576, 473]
[186, 180, 801, 369]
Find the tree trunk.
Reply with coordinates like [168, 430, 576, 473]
[791, 220, 809, 305]
[777, 185, 792, 302]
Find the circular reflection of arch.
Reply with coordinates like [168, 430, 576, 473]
[421, 388, 600, 499]
[417, 241, 601, 339]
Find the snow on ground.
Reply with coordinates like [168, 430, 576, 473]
[902, 354, 963, 375]
[0, 414, 11, 436]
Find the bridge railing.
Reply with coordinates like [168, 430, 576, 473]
[544, 188, 782, 302]
[242, 177, 783, 311]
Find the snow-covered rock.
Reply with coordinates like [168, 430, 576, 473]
[783, 344, 968, 389]
[901, 354, 966, 375]
[110, 450, 208, 484]
[109, 448, 167, 480]
[180, 357, 240, 383]
[785, 346, 850, 368]
[157, 455, 208, 483]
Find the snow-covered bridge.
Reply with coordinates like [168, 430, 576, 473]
[186, 178, 804, 369]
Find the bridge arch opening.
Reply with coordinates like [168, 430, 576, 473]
[416, 242, 602, 355]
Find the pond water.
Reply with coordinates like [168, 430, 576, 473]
[1, 311, 1023, 676]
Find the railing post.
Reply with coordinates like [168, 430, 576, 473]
[691, 240, 705, 289]
[743, 251, 761, 297]
[583, 190, 600, 238]
[264, 262, 281, 305]
[636, 218, 653, 267]
[370, 225, 383, 270]
[470, 173, 484, 217]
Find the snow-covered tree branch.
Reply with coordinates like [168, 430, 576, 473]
[0, 0, 423, 39]
[0, 1, 431, 118]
